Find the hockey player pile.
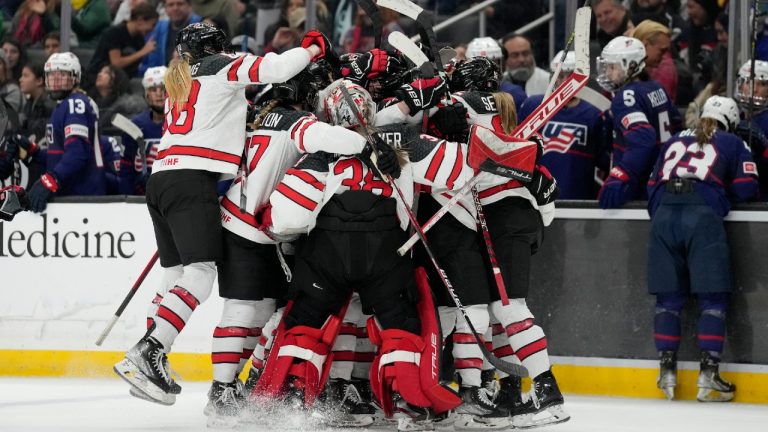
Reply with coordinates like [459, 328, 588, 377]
[10, 1, 730, 431]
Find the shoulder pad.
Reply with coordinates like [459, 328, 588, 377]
[459, 91, 497, 114]
[192, 54, 238, 77]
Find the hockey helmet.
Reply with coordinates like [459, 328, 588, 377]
[323, 80, 376, 129]
[449, 56, 501, 92]
[701, 96, 740, 132]
[44, 52, 81, 100]
[466, 37, 504, 61]
[272, 68, 316, 108]
[142, 66, 167, 89]
[175, 22, 229, 60]
[596, 36, 646, 92]
[550, 50, 577, 73]
[735, 60, 768, 111]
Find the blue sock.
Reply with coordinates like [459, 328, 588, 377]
[654, 293, 685, 353]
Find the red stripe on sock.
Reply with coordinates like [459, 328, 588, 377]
[169, 286, 200, 311]
[654, 333, 681, 342]
[493, 345, 515, 358]
[157, 306, 185, 333]
[505, 319, 534, 336]
[455, 358, 483, 369]
[212, 352, 243, 364]
[515, 338, 547, 361]
[213, 327, 250, 338]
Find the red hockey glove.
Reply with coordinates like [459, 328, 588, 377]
[394, 76, 447, 115]
[301, 30, 332, 61]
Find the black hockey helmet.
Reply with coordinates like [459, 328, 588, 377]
[271, 69, 315, 108]
[449, 57, 501, 92]
[175, 22, 229, 60]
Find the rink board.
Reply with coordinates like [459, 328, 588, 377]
[1, 200, 768, 403]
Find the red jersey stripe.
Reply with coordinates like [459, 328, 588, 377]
[446, 145, 464, 190]
[158, 145, 241, 165]
[287, 168, 324, 191]
[227, 56, 246, 81]
[248, 56, 264, 82]
[221, 196, 257, 227]
[297, 120, 316, 152]
[425, 143, 447, 181]
[478, 179, 524, 199]
[276, 183, 318, 211]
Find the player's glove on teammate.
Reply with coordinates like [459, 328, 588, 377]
[339, 49, 403, 86]
[0, 185, 29, 221]
[395, 77, 447, 116]
[525, 164, 560, 206]
[598, 166, 631, 209]
[428, 102, 469, 142]
[301, 30, 333, 61]
[361, 134, 402, 180]
[27, 172, 58, 213]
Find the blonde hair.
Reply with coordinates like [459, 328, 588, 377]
[632, 20, 671, 44]
[695, 117, 718, 146]
[165, 53, 193, 111]
[249, 99, 281, 130]
[492, 91, 518, 134]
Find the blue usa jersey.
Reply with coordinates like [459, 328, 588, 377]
[647, 129, 759, 217]
[45, 92, 104, 196]
[118, 110, 163, 194]
[738, 110, 768, 199]
[610, 80, 681, 199]
[519, 95, 608, 199]
[101, 135, 122, 194]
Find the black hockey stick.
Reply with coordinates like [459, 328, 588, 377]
[95, 251, 159, 346]
[336, 82, 527, 377]
[356, 0, 383, 48]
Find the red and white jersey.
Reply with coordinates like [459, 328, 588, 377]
[269, 124, 475, 234]
[153, 48, 312, 178]
[220, 106, 367, 244]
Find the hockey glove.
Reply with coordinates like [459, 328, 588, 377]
[598, 166, 631, 209]
[0, 134, 19, 180]
[525, 165, 560, 206]
[428, 102, 469, 142]
[301, 30, 333, 61]
[0, 185, 29, 221]
[15, 135, 39, 164]
[361, 134, 402, 180]
[27, 172, 59, 213]
[394, 77, 447, 116]
[735, 121, 768, 158]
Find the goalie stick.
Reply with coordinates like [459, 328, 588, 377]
[397, 5, 592, 256]
[336, 82, 528, 378]
[111, 113, 147, 177]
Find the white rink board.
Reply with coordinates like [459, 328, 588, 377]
[0, 203, 224, 353]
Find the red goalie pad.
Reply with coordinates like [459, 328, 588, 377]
[468, 124, 538, 182]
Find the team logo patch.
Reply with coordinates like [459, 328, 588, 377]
[744, 161, 758, 175]
[64, 124, 89, 138]
[541, 122, 588, 154]
[620, 112, 649, 129]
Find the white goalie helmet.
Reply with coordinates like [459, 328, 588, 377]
[596, 36, 646, 92]
[549, 50, 576, 73]
[701, 96, 740, 132]
[323, 80, 376, 129]
[735, 60, 768, 110]
[466, 37, 503, 61]
[142, 66, 167, 89]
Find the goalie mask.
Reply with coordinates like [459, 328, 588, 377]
[175, 22, 229, 60]
[44, 52, 81, 100]
[323, 80, 376, 129]
[735, 60, 768, 112]
[701, 96, 740, 132]
[596, 36, 646, 92]
[449, 56, 501, 93]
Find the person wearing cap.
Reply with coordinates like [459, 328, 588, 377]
[139, 0, 202, 76]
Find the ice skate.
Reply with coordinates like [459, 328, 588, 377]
[459, 376, 519, 430]
[114, 336, 180, 406]
[205, 381, 245, 428]
[393, 392, 436, 431]
[657, 351, 677, 400]
[510, 370, 570, 428]
[697, 351, 735, 402]
[453, 385, 501, 430]
[242, 366, 261, 396]
[312, 379, 375, 427]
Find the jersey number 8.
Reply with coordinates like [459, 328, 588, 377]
[166, 80, 202, 135]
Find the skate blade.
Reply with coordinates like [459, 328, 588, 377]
[697, 388, 735, 402]
[114, 359, 176, 406]
[660, 386, 675, 400]
[453, 413, 512, 431]
[397, 418, 436, 432]
[513, 404, 570, 429]
[206, 413, 241, 429]
[203, 400, 214, 417]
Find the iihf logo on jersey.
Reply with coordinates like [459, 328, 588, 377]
[541, 121, 587, 154]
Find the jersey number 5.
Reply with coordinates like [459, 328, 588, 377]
[166, 80, 202, 135]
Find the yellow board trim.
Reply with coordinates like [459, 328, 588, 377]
[1, 350, 766, 403]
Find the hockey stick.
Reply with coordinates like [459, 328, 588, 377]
[95, 251, 160, 346]
[112, 114, 147, 177]
[388, 31, 436, 78]
[544, 0, 591, 98]
[356, 0, 382, 48]
[337, 82, 527, 377]
[397, 6, 592, 255]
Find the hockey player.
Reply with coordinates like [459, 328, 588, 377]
[647, 96, 757, 402]
[113, 22, 331, 406]
[0, 185, 28, 221]
[207, 69, 370, 426]
[118, 66, 167, 195]
[596, 36, 682, 209]
[465, 37, 527, 111]
[734, 59, 768, 198]
[27, 52, 105, 213]
[519, 51, 608, 199]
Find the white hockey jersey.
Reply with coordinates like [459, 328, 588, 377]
[269, 124, 475, 235]
[220, 106, 367, 244]
[153, 48, 312, 178]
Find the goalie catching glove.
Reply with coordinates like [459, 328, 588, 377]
[395, 77, 447, 115]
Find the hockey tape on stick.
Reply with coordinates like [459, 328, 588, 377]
[543, 3, 592, 98]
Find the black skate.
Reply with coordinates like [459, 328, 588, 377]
[457, 377, 520, 430]
[510, 370, 570, 428]
[312, 379, 375, 427]
[697, 351, 736, 402]
[454, 386, 507, 430]
[114, 336, 180, 405]
[205, 380, 245, 428]
[242, 366, 261, 396]
[657, 351, 677, 400]
[393, 392, 436, 431]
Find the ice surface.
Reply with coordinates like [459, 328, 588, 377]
[1, 377, 766, 432]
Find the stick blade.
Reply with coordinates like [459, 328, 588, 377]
[573, 7, 592, 75]
[111, 113, 143, 141]
[388, 30, 431, 68]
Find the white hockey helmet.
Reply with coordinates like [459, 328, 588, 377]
[323, 80, 376, 129]
[701, 96, 740, 132]
[466, 37, 503, 61]
[142, 66, 167, 89]
[596, 36, 646, 91]
[735, 60, 768, 110]
[44, 52, 82, 99]
[549, 50, 577, 73]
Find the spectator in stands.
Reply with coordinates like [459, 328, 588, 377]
[593, 0, 634, 49]
[87, 64, 146, 133]
[86, 2, 158, 84]
[112, 0, 147, 26]
[686, 12, 729, 129]
[484, 0, 548, 62]
[43, 31, 60, 57]
[342, 5, 401, 53]
[681, 0, 720, 93]
[630, 0, 685, 49]
[0, 50, 23, 113]
[632, 20, 676, 103]
[190, 0, 243, 42]
[3, 38, 27, 82]
[9, 0, 60, 46]
[501, 34, 550, 96]
[18, 62, 54, 143]
[265, 5, 306, 54]
[70, 0, 112, 48]
[139, 0, 201, 76]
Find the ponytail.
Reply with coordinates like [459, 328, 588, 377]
[249, 99, 281, 129]
[492, 91, 517, 135]
[695, 117, 719, 147]
[166, 53, 193, 111]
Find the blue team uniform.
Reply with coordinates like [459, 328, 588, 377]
[736, 109, 768, 199]
[601, 80, 681, 207]
[45, 92, 105, 196]
[100, 135, 122, 194]
[519, 95, 608, 199]
[118, 110, 163, 195]
[499, 81, 527, 113]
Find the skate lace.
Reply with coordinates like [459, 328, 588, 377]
[151, 349, 174, 386]
[218, 385, 239, 407]
[521, 382, 541, 410]
[342, 382, 363, 405]
[475, 387, 497, 409]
